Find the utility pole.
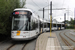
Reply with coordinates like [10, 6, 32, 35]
[67, 7, 69, 28]
[43, 8, 44, 31]
[64, 13, 66, 29]
[74, 17, 75, 29]
[47, 0, 49, 20]
[43, 8, 44, 19]
[50, 1, 52, 37]
[74, 8, 75, 29]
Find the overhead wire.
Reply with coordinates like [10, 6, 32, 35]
[31, 0, 41, 9]
[31, 0, 50, 10]
[62, 0, 65, 8]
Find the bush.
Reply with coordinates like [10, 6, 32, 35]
[66, 25, 74, 29]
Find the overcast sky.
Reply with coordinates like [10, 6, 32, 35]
[24, 0, 75, 22]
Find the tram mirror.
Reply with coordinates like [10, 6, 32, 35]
[30, 13, 32, 15]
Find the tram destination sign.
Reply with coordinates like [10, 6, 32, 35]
[13, 11, 27, 15]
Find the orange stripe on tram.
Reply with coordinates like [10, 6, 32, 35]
[17, 31, 20, 36]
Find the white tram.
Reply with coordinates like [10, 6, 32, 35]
[10, 8, 65, 40]
[11, 8, 40, 40]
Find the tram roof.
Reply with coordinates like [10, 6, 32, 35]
[14, 8, 33, 13]
[14, 8, 64, 25]
[14, 8, 39, 19]
[39, 18, 64, 24]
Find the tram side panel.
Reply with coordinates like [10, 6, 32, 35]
[43, 23, 47, 32]
[39, 21, 43, 33]
[30, 15, 40, 37]
[46, 23, 49, 31]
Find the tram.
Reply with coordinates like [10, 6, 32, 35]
[11, 8, 40, 40]
[10, 8, 65, 40]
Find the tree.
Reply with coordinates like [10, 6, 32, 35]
[0, 0, 26, 35]
[62, 18, 74, 29]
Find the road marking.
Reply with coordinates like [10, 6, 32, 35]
[46, 38, 55, 50]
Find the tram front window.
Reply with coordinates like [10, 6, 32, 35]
[12, 15, 29, 31]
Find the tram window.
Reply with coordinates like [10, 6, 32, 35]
[46, 23, 48, 28]
[44, 23, 46, 28]
[47, 23, 50, 27]
[53, 24, 56, 27]
[30, 16, 38, 30]
[30, 16, 35, 30]
[40, 23, 43, 28]
[62, 25, 64, 27]
[12, 15, 29, 31]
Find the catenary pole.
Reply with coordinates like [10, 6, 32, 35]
[50, 1, 52, 37]
[43, 8, 44, 31]
[64, 13, 66, 29]
[74, 8, 75, 29]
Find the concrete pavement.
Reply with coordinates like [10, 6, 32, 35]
[35, 32, 62, 50]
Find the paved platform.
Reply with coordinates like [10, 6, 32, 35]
[35, 32, 62, 50]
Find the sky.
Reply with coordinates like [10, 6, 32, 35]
[24, 0, 75, 22]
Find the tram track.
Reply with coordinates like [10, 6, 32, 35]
[0, 38, 36, 50]
[64, 33, 75, 42]
[4, 39, 36, 50]
[21, 43, 28, 50]
[59, 32, 75, 50]
[6, 42, 28, 50]
[7, 43, 16, 50]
